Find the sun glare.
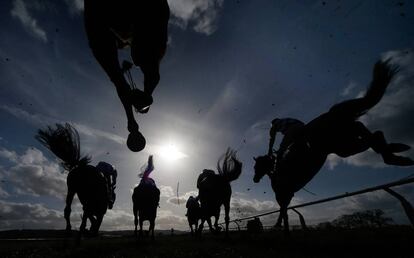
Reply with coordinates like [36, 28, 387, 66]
[158, 144, 187, 161]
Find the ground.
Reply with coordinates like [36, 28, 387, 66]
[0, 227, 413, 257]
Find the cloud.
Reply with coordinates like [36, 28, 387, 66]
[327, 150, 386, 170]
[0, 200, 64, 230]
[0, 186, 8, 198]
[160, 185, 175, 198]
[64, 0, 84, 14]
[167, 190, 198, 205]
[11, 0, 48, 42]
[230, 197, 276, 218]
[341, 81, 358, 97]
[327, 48, 414, 169]
[60, 0, 223, 35]
[101, 209, 134, 231]
[168, 0, 224, 35]
[156, 209, 187, 230]
[0, 146, 66, 199]
[0, 105, 125, 145]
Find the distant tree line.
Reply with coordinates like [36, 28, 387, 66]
[317, 209, 394, 229]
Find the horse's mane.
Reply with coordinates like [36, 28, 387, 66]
[217, 148, 242, 182]
[36, 123, 90, 171]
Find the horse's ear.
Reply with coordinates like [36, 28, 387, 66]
[253, 157, 257, 161]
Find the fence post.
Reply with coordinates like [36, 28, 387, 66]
[233, 220, 241, 231]
[292, 208, 308, 231]
[383, 187, 414, 227]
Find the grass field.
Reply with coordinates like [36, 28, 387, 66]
[0, 227, 413, 258]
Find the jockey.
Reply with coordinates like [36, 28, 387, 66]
[96, 161, 117, 209]
[139, 155, 156, 187]
[84, 0, 170, 149]
[196, 169, 215, 189]
[268, 118, 305, 159]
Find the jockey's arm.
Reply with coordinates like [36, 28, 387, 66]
[268, 124, 278, 156]
[111, 169, 118, 187]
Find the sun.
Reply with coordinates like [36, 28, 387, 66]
[158, 143, 187, 161]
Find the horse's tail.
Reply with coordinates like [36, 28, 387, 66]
[217, 148, 242, 182]
[35, 123, 90, 171]
[329, 59, 398, 118]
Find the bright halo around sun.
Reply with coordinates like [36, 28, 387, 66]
[158, 143, 187, 162]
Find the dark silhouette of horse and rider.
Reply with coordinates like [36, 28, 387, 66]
[36, 124, 117, 237]
[132, 155, 160, 239]
[253, 60, 414, 235]
[196, 148, 243, 236]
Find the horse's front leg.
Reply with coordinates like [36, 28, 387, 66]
[64, 190, 75, 233]
[207, 217, 214, 233]
[197, 218, 205, 235]
[274, 213, 283, 228]
[282, 206, 290, 237]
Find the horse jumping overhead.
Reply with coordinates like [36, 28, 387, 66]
[197, 148, 242, 236]
[36, 123, 111, 237]
[253, 60, 413, 235]
[84, 0, 170, 152]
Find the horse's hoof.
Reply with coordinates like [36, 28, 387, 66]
[388, 143, 411, 153]
[383, 154, 414, 166]
[127, 131, 146, 152]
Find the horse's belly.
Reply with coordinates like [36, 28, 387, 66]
[277, 142, 327, 192]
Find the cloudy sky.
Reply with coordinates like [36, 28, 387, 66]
[0, 0, 414, 231]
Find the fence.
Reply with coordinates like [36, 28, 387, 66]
[220, 177, 414, 229]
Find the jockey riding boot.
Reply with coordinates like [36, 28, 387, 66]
[129, 88, 153, 113]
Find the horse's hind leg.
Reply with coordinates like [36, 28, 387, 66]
[77, 211, 89, 244]
[370, 131, 414, 166]
[214, 215, 220, 233]
[149, 219, 155, 240]
[139, 217, 144, 237]
[133, 206, 138, 237]
[189, 223, 194, 235]
[277, 194, 292, 237]
[80, 212, 89, 233]
[90, 214, 104, 236]
[224, 202, 230, 237]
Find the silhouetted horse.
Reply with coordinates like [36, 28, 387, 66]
[132, 181, 160, 239]
[84, 0, 170, 152]
[186, 196, 201, 235]
[253, 60, 413, 235]
[36, 123, 109, 236]
[197, 148, 242, 236]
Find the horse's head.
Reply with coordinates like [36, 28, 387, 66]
[253, 155, 274, 183]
